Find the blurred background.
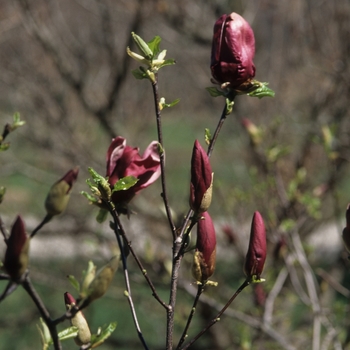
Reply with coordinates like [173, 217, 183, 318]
[1, 0, 350, 349]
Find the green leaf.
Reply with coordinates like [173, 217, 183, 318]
[147, 36, 161, 57]
[0, 143, 10, 151]
[81, 190, 100, 204]
[12, 112, 25, 129]
[37, 318, 51, 348]
[204, 128, 212, 145]
[247, 83, 275, 99]
[57, 326, 79, 342]
[131, 68, 148, 80]
[225, 98, 235, 115]
[206, 87, 225, 97]
[67, 275, 80, 292]
[131, 32, 153, 60]
[96, 208, 108, 223]
[91, 322, 117, 348]
[159, 97, 180, 110]
[156, 58, 176, 69]
[112, 176, 138, 192]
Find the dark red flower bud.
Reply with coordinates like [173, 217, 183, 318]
[192, 212, 216, 283]
[4, 216, 30, 280]
[189, 140, 213, 213]
[106, 137, 161, 205]
[45, 167, 79, 216]
[342, 204, 350, 254]
[211, 12, 256, 88]
[244, 211, 266, 280]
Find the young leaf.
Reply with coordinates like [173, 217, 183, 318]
[247, 83, 275, 99]
[131, 68, 148, 80]
[147, 36, 161, 57]
[91, 322, 117, 348]
[67, 275, 80, 292]
[57, 326, 79, 342]
[112, 176, 138, 192]
[204, 128, 212, 145]
[205, 87, 225, 97]
[96, 208, 108, 223]
[131, 32, 153, 60]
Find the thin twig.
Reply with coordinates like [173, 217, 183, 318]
[108, 201, 150, 350]
[181, 278, 250, 350]
[22, 274, 61, 350]
[263, 267, 289, 326]
[180, 281, 296, 350]
[30, 214, 52, 238]
[176, 284, 205, 349]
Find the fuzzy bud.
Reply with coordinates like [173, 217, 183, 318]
[64, 292, 91, 346]
[211, 12, 255, 88]
[244, 211, 266, 281]
[86, 255, 119, 304]
[45, 167, 79, 216]
[192, 212, 216, 283]
[4, 216, 30, 280]
[189, 140, 213, 213]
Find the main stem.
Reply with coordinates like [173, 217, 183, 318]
[166, 101, 231, 349]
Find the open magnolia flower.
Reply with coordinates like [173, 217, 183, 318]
[106, 137, 161, 205]
[211, 12, 256, 88]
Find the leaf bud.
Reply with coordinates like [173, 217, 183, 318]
[86, 255, 119, 304]
[45, 167, 79, 216]
[64, 292, 91, 346]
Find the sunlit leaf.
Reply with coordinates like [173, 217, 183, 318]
[67, 275, 80, 292]
[113, 176, 138, 192]
[204, 128, 212, 145]
[147, 35, 161, 57]
[91, 322, 117, 348]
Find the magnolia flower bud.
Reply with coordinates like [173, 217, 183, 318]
[64, 292, 91, 346]
[189, 140, 213, 214]
[211, 12, 255, 88]
[342, 204, 350, 254]
[192, 212, 216, 283]
[45, 167, 79, 216]
[87, 255, 119, 304]
[4, 216, 30, 280]
[244, 211, 266, 280]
